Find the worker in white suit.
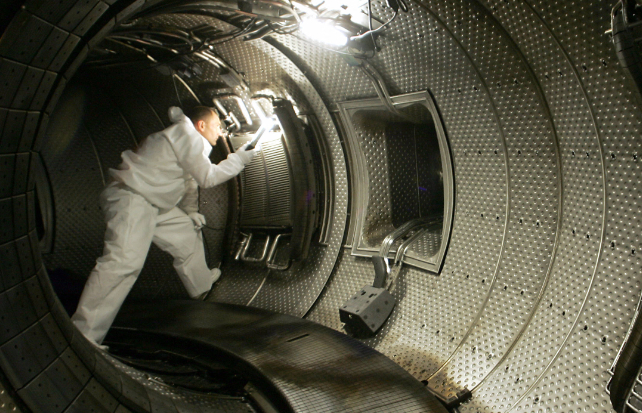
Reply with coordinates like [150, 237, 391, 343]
[71, 106, 258, 348]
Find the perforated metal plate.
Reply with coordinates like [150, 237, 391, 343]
[298, 0, 639, 411]
[336, 91, 453, 275]
[1, 0, 641, 412]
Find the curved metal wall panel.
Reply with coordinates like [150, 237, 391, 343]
[305, 0, 519, 396]
[301, 0, 640, 410]
[413, 0, 561, 399]
[456, 1, 642, 411]
[144, 14, 350, 317]
[243, 39, 349, 317]
[41, 73, 198, 302]
[0, 0, 641, 411]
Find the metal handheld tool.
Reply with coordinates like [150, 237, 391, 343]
[245, 118, 275, 150]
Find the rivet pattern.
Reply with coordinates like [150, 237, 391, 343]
[0, 380, 22, 412]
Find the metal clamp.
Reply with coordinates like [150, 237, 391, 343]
[379, 217, 439, 258]
[373, 218, 441, 289]
[386, 227, 432, 290]
[266, 233, 292, 270]
[239, 233, 271, 263]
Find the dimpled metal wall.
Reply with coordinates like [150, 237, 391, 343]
[289, 0, 641, 412]
[0, 0, 641, 412]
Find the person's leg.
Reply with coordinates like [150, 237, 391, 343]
[71, 184, 157, 344]
[152, 207, 215, 298]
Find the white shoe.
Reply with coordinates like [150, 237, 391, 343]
[211, 267, 221, 284]
[89, 340, 109, 351]
[195, 268, 222, 301]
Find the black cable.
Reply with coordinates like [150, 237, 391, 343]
[267, 21, 300, 35]
[348, 0, 408, 46]
[350, 5, 399, 42]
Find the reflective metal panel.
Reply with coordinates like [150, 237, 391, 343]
[337, 91, 453, 273]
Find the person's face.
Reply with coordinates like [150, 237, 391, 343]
[196, 113, 223, 146]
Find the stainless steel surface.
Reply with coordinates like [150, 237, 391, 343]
[239, 233, 272, 262]
[337, 91, 453, 274]
[299, 0, 639, 411]
[404, 224, 442, 265]
[216, 31, 350, 317]
[137, 13, 349, 317]
[266, 233, 291, 270]
[1, 0, 642, 412]
[239, 136, 292, 227]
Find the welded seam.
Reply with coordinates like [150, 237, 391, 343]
[507, 1, 608, 410]
[82, 123, 106, 186]
[173, 74, 202, 104]
[114, 106, 139, 148]
[134, 87, 165, 127]
[466, 0, 564, 392]
[413, 1, 513, 385]
[246, 269, 270, 306]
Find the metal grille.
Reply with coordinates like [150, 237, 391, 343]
[629, 370, 642, 412]
[240, 137, 292, 227]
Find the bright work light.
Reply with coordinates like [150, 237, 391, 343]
[299, 19, 349, 47]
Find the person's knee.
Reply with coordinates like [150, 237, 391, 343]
[96, 250, 146, 275]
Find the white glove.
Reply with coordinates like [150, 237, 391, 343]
[236, 143, 261, 165]
[188, 212, 206, 229]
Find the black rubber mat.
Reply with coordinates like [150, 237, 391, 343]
[110, 301, 448, 413]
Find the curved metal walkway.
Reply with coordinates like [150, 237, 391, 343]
[110, 301, 447, 413]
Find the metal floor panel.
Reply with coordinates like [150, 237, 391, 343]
[110, 300, 448, 413]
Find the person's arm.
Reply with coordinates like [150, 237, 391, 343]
[168, 120, 257, 189]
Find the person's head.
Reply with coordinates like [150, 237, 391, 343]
[186, 106, 222, 146]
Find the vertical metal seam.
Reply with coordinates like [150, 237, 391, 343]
[81, 122, 106, 186]
[133, 86, 165, 127]
[412, 0, 513, 382]
[506, 1, 608, 409]
[413, 125, 421, 215]
[462, 0, 565, 392]
[246, 269, 270, 306]
[113, 106, 139, 148]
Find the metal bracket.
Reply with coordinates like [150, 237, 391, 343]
[239, 233, 272, 262]
[372, 218, 438, 288]
[266, 233, 292, 270]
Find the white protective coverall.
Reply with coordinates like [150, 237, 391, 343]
[71, 107, 256, 345]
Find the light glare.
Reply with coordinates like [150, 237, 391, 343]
[300, 20, 348, 46]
